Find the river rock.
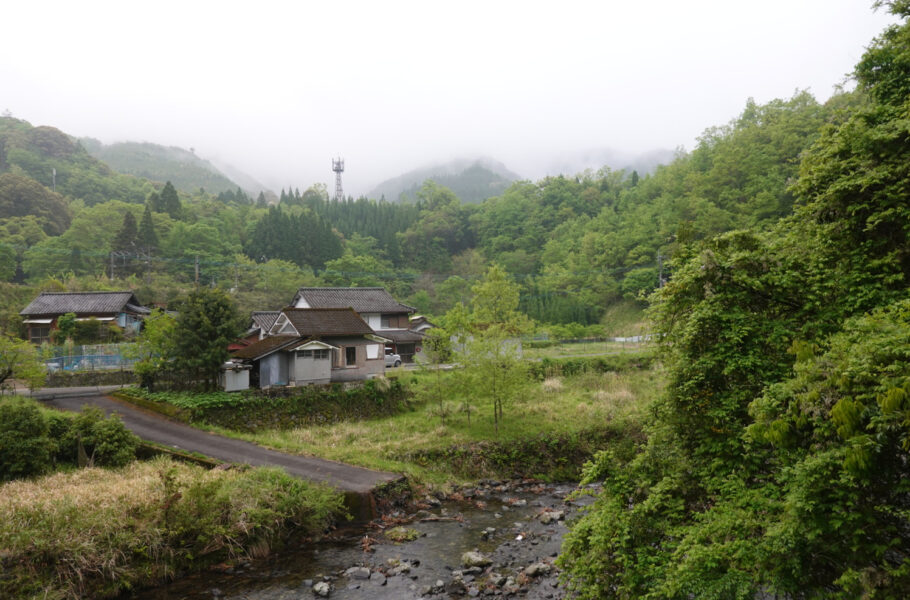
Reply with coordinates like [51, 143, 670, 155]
[369, 571, 387, 585]
[539, 510, 564, 524]
[462, 550, 492, 568]
[313, 581, 331, 597]
[345, 566, 371, 580]
[524, 562, 552, 577]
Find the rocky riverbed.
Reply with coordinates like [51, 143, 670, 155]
[128, 479, 598, 599]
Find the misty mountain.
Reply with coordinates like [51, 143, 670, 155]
[540, 148, 676, 179]
[79, 139, 254, 195]
[367, 158, 521, 204]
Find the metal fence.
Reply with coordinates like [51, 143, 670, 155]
[43, 343, 138, 372]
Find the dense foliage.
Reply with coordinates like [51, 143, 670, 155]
[0, 397, 139, 482]
[559, 5, 910, 597]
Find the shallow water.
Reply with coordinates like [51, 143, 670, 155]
[128, 483, 591, 599]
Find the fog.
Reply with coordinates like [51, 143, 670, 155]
[0, 1, 897, 197]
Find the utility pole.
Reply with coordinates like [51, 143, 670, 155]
[109, 251, 114, 282]
[658, 252, 664, 289]
[194, 255, 199, 287]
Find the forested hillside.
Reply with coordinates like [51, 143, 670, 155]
[0, 117, 153, 205]
[560, 3, 910, 597]
[80, 138, 245, 195]
[0, 80, 846, 336]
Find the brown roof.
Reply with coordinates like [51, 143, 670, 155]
[21, 291, 148, 316]
[231, 335, 303, 360]
[282, 308, 375, 337]
[293, 287, 415, 314]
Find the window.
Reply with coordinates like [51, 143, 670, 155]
[29, 326, 50, 344]
[345, 346, 357, 366]
[297, 349, 330, 359]
[366, 344, 380, 359]
[381, 315, 392, 329]
[297, 350, 313, 358]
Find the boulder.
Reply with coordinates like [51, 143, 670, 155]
[313, 581, 331, 597]
[461, 550, 492, 568]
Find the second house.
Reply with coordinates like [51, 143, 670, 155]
[231, 307, 390, 388]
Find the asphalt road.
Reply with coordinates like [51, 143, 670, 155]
[44, 394, 401, 494]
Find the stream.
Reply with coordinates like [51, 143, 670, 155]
[128, 480, 597, 599]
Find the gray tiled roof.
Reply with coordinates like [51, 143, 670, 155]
[282, 308, 375, 336]
[21, 291, 146, 316]
[379, 329, 425, 343]
[250, 311, 281, 331]
[294, 287, 415, 314]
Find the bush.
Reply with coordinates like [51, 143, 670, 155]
[64, 406, 139, 467]
[0, 397, 53, 481]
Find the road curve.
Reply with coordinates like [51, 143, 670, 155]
[44, 395, 401, 494]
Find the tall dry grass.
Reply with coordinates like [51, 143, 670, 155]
[0, 457, 343, 600]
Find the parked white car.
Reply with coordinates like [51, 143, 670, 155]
[384, 349, 402, 367]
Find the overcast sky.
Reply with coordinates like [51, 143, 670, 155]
[0, 1, 898, 197]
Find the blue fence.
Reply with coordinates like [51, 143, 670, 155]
[43, 343, 138, 372]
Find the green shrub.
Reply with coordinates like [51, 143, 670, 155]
[0, 397, 53, 481]
[65, 406, 139, 467]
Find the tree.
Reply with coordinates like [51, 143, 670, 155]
[128, 308, 178, 390]
[137, 203, 158, 252]
[446, 265, 533, 433]
[172, 288, 241, 390]
[0, 333, 45, 392]
[111, 210, 138, 277]
[0, 172, 72, 235]
[158, 181, 181, 219]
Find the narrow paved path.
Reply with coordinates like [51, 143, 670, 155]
[45, 395, 401, 494]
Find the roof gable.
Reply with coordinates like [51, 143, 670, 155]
[293, 287, 415, 314]
[20, 291, 147, 316]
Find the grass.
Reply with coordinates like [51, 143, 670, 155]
[0, 457, 344, 600]
[206, 364, 664, 485]
[523, 339, 653, 360]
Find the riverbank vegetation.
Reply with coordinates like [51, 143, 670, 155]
[0, 457, 344, 600]
[559, 5, 910, 597]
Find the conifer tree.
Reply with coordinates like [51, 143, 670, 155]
[137, 204, 158, 252]
[159, 181, 181, 219]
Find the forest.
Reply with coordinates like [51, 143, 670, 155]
[558, 3, 910, 597]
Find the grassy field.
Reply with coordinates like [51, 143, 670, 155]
[208, 362, 664, 485]
[0, 457, 343, 600]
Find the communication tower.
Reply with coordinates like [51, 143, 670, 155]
[332, 157, 345, 201]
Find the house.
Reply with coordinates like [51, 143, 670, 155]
[20, 291, 150, 344]
[230, 307, 389, 389]
[290, 287, 426, 362]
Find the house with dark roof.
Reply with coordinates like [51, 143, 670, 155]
[291, 287, 426, 362]
[230, 308, 389, 388]
[20, 291, 150, 344]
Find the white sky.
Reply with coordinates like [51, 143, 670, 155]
[0, 1, 898, 196]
